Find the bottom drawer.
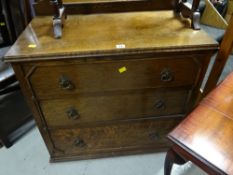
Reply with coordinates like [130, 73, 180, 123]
[50, 117, 183, 161]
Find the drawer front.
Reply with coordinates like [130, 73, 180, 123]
[50, 117, 182, 157]
[41, 89, 188, 128]
[26, 57, 199, 99]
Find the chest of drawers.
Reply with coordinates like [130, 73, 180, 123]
[4, 11, 218, 162]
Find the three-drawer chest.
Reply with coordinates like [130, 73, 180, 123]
[4, 11, 218, 162]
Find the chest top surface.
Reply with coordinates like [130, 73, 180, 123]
[5, 10, 218, 62]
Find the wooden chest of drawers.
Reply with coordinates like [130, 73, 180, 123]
[4, 11, 218, 162]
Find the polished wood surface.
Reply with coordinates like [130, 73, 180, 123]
[34, 0, 175, 16]
[4, 11, 217, 62]
[41, 89, 187, 128]
[167, 72, 233, 175]
[33, 0, 202, 35]
[50, 117, 183, 161]
[63, 0, 148, 3]
[203, 15, 233, 96]
[24, 57, 199, 99]
[33, 0, 197, 18]
[5, 11, 218, 162]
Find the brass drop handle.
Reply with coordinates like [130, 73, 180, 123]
[66, 107, 80, 120]
[74, 137, 86, 148]
[59, 75, 74, 90]
[160, 69, 173, 82]
[154, 100, 166, 110]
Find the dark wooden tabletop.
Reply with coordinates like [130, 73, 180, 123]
[168, 72, 233, 175]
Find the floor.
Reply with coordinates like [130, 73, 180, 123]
[1, 40, 233, 174]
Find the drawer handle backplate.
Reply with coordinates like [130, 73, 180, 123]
[149, 132, 161, 141]
[154, 100, 166, 110]
[74, 137, 86, 148]
[160, 69, 173, 82]
[59, 75, 75, 90]
[66, 107, 80, 120]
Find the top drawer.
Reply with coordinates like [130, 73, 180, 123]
[25, 57, 199, 100]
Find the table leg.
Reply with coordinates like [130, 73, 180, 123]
[164, 148, 186, 175]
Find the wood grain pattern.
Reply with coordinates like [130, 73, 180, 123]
[51, 117, 183, 159]
[4, 11, 218, 62]
[41, 89, 188, 128]
[25, 57, 199, 100]
[34, 0, 202, 31]
[168, 72, 233, 175]
[63, 0, 148, 3]
[5, 11, 219, 162]
[11, 64, 56, 156]
[34, 0, 183, 16]
[202, 73, 233, 119]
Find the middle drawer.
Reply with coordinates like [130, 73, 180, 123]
[40, 89, 188, 128]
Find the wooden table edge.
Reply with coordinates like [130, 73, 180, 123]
[167, 135, 227, 175]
